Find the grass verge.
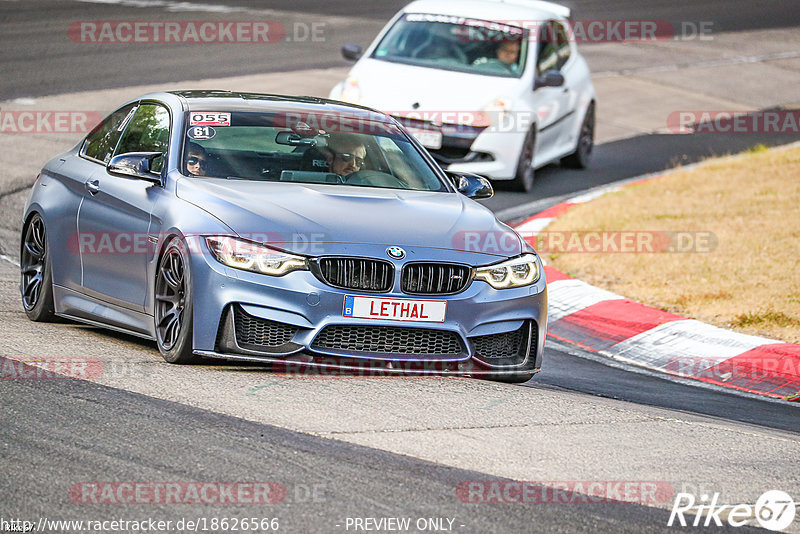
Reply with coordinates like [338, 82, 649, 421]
[542, 144, 800, 343]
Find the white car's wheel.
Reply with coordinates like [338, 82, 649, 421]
[510, 129, 536, 192]
[563, 102, 595, 169]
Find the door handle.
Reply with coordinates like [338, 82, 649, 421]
[84, 179, 100, 195]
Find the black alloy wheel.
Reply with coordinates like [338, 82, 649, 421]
[20, 214, 56, 321]
[155, 238, 198, 363]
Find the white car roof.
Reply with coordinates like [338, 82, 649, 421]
[402, 0, 570, 22]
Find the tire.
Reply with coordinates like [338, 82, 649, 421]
[20, 213, 57, 322]
[562, 102, 595, 169]
[486, 372, 536, 384]
[154, 238, 199, 364]
[510, 128, 536, 192]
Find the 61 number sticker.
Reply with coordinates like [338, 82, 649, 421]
[187, 126, 216, 140]
[189, 112, 230, 126]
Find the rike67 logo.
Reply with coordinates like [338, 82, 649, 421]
[669, 490, 796, 530]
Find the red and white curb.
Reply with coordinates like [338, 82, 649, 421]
[513, 180, 800, 402]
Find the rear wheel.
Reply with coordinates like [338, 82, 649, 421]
[510, 129, 536, 192]
[562, 102, 595, 169]
[155, 238, 199, 364]
[20, 214, 57, 322]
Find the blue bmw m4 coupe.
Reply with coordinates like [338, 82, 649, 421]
[21, 91, 546, 382]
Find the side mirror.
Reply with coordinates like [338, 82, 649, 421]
[107, 152, 163, 183]
[448, 171, 494, 200]
[341, 44, 363, 61]
[534, 70, 565, 90]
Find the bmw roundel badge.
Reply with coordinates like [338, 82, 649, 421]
[386, 246, 406, 260]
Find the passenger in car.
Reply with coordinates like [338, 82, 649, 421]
[185, 142, 209, 176]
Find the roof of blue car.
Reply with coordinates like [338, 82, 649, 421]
[167, 90, 392, 123]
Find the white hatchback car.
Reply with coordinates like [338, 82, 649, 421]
[329, 0, 596, 192]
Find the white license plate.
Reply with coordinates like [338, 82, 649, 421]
[343, 295, 446, 323]
[407, 128, 443, 150]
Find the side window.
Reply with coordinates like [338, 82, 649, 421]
[114, 103, 171, 174]
[536, 22, 559, 74]
[81, 104, 137, 163]
[378, 136, 404, 156]
[377, 136, 440, 190]
[553, 21, 571, 69]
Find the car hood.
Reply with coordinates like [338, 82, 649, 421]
[176, 178, 521, 260]
[349, 58, 521, 112]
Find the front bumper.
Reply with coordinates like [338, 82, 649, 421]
[189, 243, 547, 375]
[395, 116, 526, 181]
[442, 127, 524, 181]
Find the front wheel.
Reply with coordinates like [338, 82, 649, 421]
[510, 129, 536, 192]
[154, 238, 199, 364]
[20, 213, 57, 322]
[562, 102, 595, 169]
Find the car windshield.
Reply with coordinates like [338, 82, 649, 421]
[181, 110, 447, 192]
[371, 14, 528, 78]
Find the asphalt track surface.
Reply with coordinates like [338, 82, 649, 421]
[4, 0, 799, 214]
[2, 0, 800, 99]
[1, 1, 799, 532]
[3, 364, 704, 533]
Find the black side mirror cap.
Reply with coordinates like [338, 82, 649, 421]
[534, 70, 565, 90]
[341, 44, 363, 61]
[447, 171, 494, 200]
[107, 152, 163, 183]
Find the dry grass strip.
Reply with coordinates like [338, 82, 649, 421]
[544, 145, 800, 343]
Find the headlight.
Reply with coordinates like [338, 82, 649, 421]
[482, 97, 514, 128]
[341, 77, 362, 104]
[475, 254, 539, 289]
[205, 236, 308, 276]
